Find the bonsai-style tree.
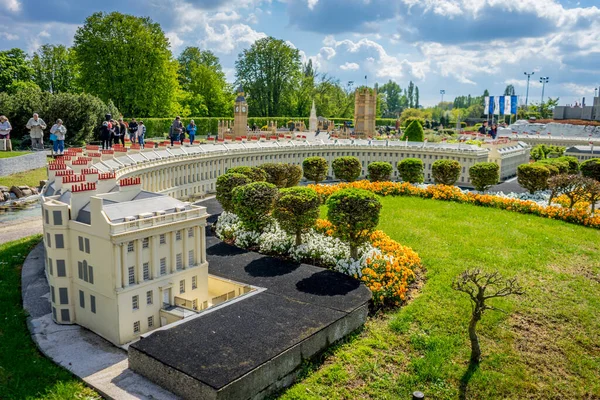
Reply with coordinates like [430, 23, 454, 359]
[259, 163, 288, 188]
[273, 187, 320, 245]
[332, 156, 362, 182]
[284, 164, 303, 187]
[226, 166, 267, 182]
[326, 188, 382, 259]
[216, 173, 251, 212]
[580, 158, 600, 181]
[432, 159, 461, 185]
[232, 181, 279, 231]
[582, 177, 600, 215]
[536, 159, 569, 174]
[401, 119, 424, 142]
[469, 162, 499, 192]
[367, 162, 393, 182]
[548, 174, 586, 208]
[397, 158, 424, 184]
[452, 269, 524, 364]
[303, 156, 328, 184]
[517, 163, 550, 194]
[556, 156, 579, 174]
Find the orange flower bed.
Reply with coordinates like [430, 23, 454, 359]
[309, 182, 600, 230]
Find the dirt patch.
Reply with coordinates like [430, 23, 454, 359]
[546, 256, 600, 284]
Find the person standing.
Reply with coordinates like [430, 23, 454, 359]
[169, 116, 183, 146]
[0, 115, 12, 151]
[113, 119, 123, 146]
[50, 119, 67, 155]
[128, 118, 138, 142]
[137, 121, 146, 148]
[100, 121, 111, 149]
[489, 123, 498, 140]
[477, 121, 488, 138]
[186, 119, 197, 144]
[26, 113, 47, 151]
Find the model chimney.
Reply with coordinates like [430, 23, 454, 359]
[81, 168, 100, 183]
[97, 172, 117, 193]
[62, 174, 86, 192]
[70, 182, 97, 221]
[118, 176, 142, 196]
[52, 169, 74, 191]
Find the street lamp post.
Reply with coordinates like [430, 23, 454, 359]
[440, 89, 445, 104]
[595, 87, 598, 98]
[524, 72, 534, 107]
[539, 76, 549, 114]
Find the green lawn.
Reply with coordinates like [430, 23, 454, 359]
[283, 196, 600, 399]
[0, 167, 47, 188]
[0, 236, 99, 400]
[0, 151, 32, 159]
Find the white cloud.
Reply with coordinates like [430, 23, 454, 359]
[340, 62, 359, 70]
[0, 0, 20, 12]
[0, 31, 18, 40]
[166, 31, 184, 52]
[307, 0, 319, 10]
[319, 46, 336, 60]
[201, 23, 266, 54]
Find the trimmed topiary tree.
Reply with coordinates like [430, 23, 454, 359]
[216, 173, 251, 212]
[367, 162, 393, 182]
[536, 162, 560, 177]
[536, 159, 569, 175]
[517, 163, 550, 194]
[401, 120, 424, 142]
[397, 158, 424, 184]
[332, 156, 362, 182]
[273, 187, 321, 245]
[580, 158, 600, 181]
[283, 164, 303, 187]
[259, 163, 288, 188]
[303, 156, 328, 184]
[326, 188, 382, 260]
[469, 162, 499, 192]
[232, 181, 279, 231]
[556, 156, 579, 174]
[432, 159, 461, 185]
[226, 166, 268, 182]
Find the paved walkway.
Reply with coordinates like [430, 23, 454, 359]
[0, 216, 43, 243]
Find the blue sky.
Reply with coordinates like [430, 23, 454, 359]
[1, 0, 599, 107]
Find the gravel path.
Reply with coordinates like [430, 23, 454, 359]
[0, 216, 43, 243]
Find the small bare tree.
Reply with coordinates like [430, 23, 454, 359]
[582, 177, 600, 215]
[452, 269, 524, 364]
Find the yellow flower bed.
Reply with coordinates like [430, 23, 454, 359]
[316, 219, 421, 307]
[309, 182, 600, 230]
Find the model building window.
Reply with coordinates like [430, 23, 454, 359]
[192, 275, 197, 290]
[146, 290, 153, 305]
[176, 253, 183, 270]
[179, 279, 185, 294]
[90, 295, 96, 314]
[148, 316, 154, 328]
[59, 288, 68, 305]
[57, 259, 66, 277]
[188, 228, 194, 238]
[55, 234, 64, 248]
[143, 262, 150, 281]
[78, 236, 84, 251]
[45, 209, 49, 224]
[51, 286, 55, 303]
[142, 238, 149, 249]
[176, 230, 182, 241]
[128, 266, 135, 285]
[160, 258, 167, 275]
[132, 295, 139, 310]
[46, 233, 51, 247]
[53, 210, 62, 226]
[79, 290, 85, 308]
[133, 321, 140, 333]
[188, 250, 194, 266]
[192, 299, 198, 310]
[159, 234, 166, 244]
[48, 258, 53, 275]
[127, 241, 134, 252]
[85, 238, 90, 253]
[61, 309, 70, 322]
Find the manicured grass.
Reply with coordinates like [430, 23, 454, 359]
[283, 196, 600, 399]
[0, 236, 99, 400]
[0, 167, 47, 188]
[0, 151, 31, 159]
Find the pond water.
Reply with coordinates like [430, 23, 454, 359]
[0, 202, 41, 224]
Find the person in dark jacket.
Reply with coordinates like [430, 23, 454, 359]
[128, 118, 138, 142]
[489, 123, 498, 139]
[478, 121, 488, 137]
[169, 116, 184, 146]
[100, 121, 111, 149]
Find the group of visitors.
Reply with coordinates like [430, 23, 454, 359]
[169, 116, 197, 145]
[99, 116, 146, 150]
[477, 121, 498, 139]
[0, 113, 67, 154]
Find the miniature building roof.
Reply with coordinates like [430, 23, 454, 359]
[102, 194, 190, 223]
[566, 146, 596, 153]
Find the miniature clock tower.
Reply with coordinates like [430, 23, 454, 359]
[233, 86, 248, 138]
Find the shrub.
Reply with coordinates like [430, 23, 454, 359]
[556, 156, 579, 174]
[397, 158, 424, 184]
[283, 164, 303, 187]
[432, 159, 461, 185]
[536, 162, 560, 177]
[302, 156, 328, 184]
[536, 159, 569, 174]
[582, 177, 600, 214]
[226, 166, 267, 182]
[530, 144, 566, 161]
[517, 163, 550, 194]
[580, 158, 600, 181]
[259, 163, 288, 188]
[469, 162, 499, 192]
[332, 156, 362, 182]
[232, 181, 279, 232]
[273, 187, 321, 245]
[326, 188, 382, 260]
[216, 173, 252, 212]
[401, 120, 425, 142]
[367, 162, 393, 182]
[548, 174, 586, 208]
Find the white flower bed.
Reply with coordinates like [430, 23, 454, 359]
[214, 212, 378, 278]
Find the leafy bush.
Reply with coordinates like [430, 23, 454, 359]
[401, 120, 425, 142]
[232, 181, 279, 232]
[582, 177, 600, 214]
[432, 159, 461, 185]
[536, 159, 569, 174]
[469, 162, 499, 192]
[530, 144, 566, 161]
[397, 158, 424, 184]
[326, 188, 382, 259]
[367, 162, 393, 182]
[548, 174, 586, 208]
[283, 164, 303, 187]
[580, 158, 600, 181]
[226, 166, 267, 182]
[556, 156, 579, 174]
[259, 163, 288, 188]
[536, 162, 560, 177]
[216, 173, 251, 212]
[303, 156, 328, 184]
[273, 187, 321, 245]
[517, 163, 550, 194]
[332, 156, 362, 182]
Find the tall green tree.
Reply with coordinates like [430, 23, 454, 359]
[177, 47, 221, 89]
[407, 81, 415, 108]
[504, 84, 515, 96]
[73, 12, 179, 117]
[415, 86, 420, 109]
[0, 48, 33, 92]
[235, 37, 301, 117]
[379, 80, 401, 117]
[30, 44, 78, 93]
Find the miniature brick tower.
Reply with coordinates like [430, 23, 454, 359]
[354, 87, 377, 138]
[233, 86, 248, 138]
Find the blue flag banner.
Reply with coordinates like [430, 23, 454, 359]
[511, 95, 518, 114]
[499, 96, 505, 115]
[488, 96, 494, 115]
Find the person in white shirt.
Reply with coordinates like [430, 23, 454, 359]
[0, 115, 12, 151]
[26, 113, 47, 151]
[50, 119, 67, 155]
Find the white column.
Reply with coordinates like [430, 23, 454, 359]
[170, 231, 177, 273]
[200, 223, 206, 264]
[195, 226, 202, 264]
[136, 239, 143, 283]
[121, 244, 128, 288]
[183, 228, 189, 269]
[114, 244, 122, 289]
[151, 235, 159, 278]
